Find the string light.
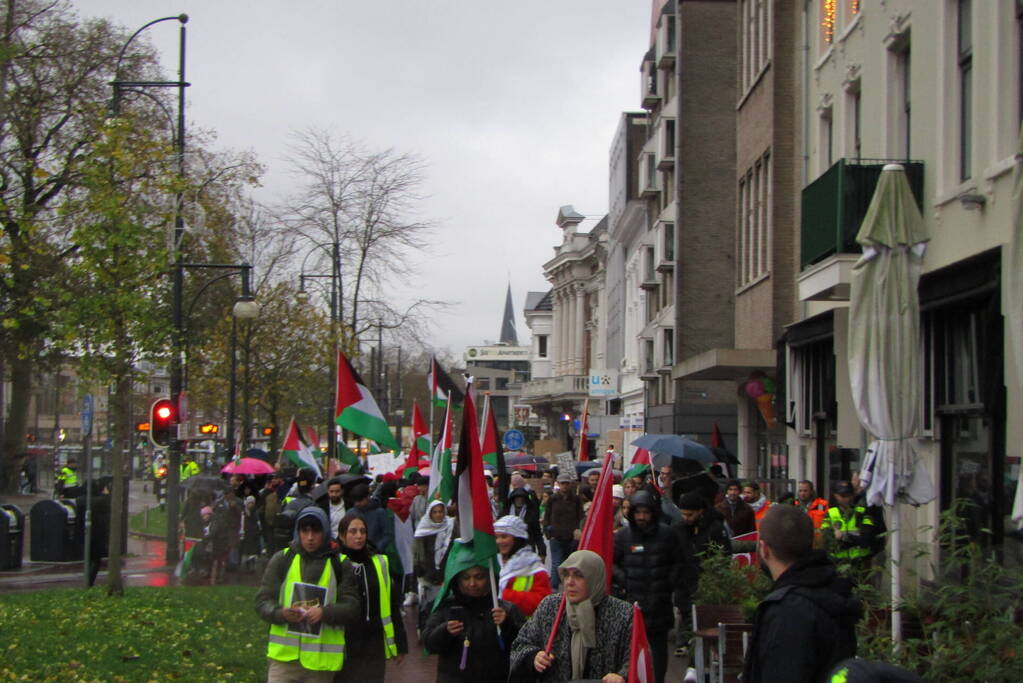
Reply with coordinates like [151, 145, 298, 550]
[822, 0, 837, 44]
[850, 0, 860, 15]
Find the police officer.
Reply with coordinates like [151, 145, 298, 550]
[56, 458, 80, 498]
[180, 453, 200, 481]
[820, 481, 879, 578]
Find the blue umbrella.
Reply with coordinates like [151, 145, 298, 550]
[630, 434, 715, 467]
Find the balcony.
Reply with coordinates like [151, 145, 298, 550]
[800, 158, 924, 271]
[656, 259, 674, 274]
[520, 374, 589, 401]
[640, 276, 659, 291]
[642, 86, 661, 110]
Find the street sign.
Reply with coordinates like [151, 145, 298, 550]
[81, 394, 94, 437]
[503, 429, 525, 451]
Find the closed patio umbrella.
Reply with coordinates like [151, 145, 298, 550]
[848, 163, 933, 645]
[1010, 126, 1023, 527]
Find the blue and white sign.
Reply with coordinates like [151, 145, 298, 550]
[503, 429, 525, 451]
[81, 394, 94, 437]
[588, 369, 618, 397]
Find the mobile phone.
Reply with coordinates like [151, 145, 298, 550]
[448, 605, 466, 621]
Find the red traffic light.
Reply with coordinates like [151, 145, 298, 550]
[149, 398, 176, 449]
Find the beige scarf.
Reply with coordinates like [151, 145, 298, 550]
[559, 550, 607, 681]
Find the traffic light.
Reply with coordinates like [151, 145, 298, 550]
[198, 423, 219, 436]
[262, 426, 274, 436]
[149, 398, 176, 449]
[136, 422, 151, 432]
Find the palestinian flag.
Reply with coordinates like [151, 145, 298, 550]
[455, 385, 497, 564]
[480, 397, 508, 516]
[624, 447, 652, 480]
[173, 543, 196, 579]
[627, 603, 653, 683]
[282, 418, 322, 477]
[337, 440, 363, 474]
[412, 401, 431, 454]
[426, 397, 455, 502]
[335, 350, 399, 451]
[428, 357, 464, 408]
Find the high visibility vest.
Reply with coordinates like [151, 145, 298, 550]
[180, 460, 199, 480]
[341, 553, 398, 659]
[266, 550, 346, 671]
[821, 506, 873, 559]
[511, 574, 535, 592]
[58, 467, 78, 488]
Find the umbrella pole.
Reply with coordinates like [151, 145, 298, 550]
[890, 503, 902, 651]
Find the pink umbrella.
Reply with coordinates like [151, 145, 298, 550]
[221, 457, 275, 475]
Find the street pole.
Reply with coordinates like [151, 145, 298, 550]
[226, 316, 238, 460]
[109, 13, 189, 566]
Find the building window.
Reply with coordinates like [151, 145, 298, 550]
[793, 338, 836, 436]
[644, 247, 656, 281]
[737, 152, 772, 288]
[664, 119, 676, 158]
[664, 223, 675, 261]
[646, 154, 657, 191]
[959, 0, 973, 181]
[663, 328, 674, 367]
[821, 0, 837, 48]
[739, 0, 771, 93]
[644, 339, 655, 374]
[847, 85, 862, 161]
[820, 107, 834, 169]
[892, 42, 911, 160]
[667, 15, 676, 53]
[537, 335, 548, 358]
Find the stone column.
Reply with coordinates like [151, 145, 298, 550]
[574, 284, 585, 375]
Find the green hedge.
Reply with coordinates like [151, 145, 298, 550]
[0, 586, 265, 682]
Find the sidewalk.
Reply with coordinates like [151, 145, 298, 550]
[0, 478, 178, 592]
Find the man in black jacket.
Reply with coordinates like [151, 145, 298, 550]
[743, 505, 862, 683]
[671, 491, 731, 655]
[613, 490, 683, 683]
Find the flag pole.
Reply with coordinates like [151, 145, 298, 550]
[577, 398, 590, 461]
[489, 561, 505, 650]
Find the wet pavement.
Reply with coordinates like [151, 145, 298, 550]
[0, 482, 690, 681]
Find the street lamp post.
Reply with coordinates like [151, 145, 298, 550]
[296, 241, 341, 460]
[111, 14, 189, 564]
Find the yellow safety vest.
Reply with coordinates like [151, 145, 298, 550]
[821, 506, 874, 559]
[180, 460, 199, 480]
[58, 467, 78, 488]
[267, 550, 346, 671]
[341, 553, 398, 659]
[511, 574, 535, 592]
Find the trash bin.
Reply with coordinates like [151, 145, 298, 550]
[30, 499, 83, 562]
[0, 504, 24, 570]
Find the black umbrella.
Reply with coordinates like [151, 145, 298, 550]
[180, 475, 230, 492]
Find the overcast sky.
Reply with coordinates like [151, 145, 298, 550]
[72, 0, 651, 356]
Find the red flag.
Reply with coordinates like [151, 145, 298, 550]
[578, 450, 615, 591]
[711, 422, 724, 449]
[577, 409, 590, 462]
[454, 385, 497, 564]
[627, 603, 654, 683]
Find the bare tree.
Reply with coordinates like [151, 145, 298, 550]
[282, 127, 440, 345]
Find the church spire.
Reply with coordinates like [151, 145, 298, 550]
[499, 283, 518, 345]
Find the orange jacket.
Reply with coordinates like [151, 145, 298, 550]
[794, 497, 829, 528]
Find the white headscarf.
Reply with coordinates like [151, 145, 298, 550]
[414, 500, 453, 567]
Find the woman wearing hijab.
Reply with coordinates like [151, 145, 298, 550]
[414, 500, 454, 627]
[493, 515, 551, 616]
[424, 547, 525, 683]
[333, 512, 407, 682]
[509, 549, 633, 682]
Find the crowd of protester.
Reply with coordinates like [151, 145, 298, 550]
[175, 449, 900, 682]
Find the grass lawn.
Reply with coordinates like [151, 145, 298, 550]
[129, 505, 167, 537]
[0, 585, 266, 682]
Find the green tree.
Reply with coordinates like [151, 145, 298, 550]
[0, 1, 159, 491]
